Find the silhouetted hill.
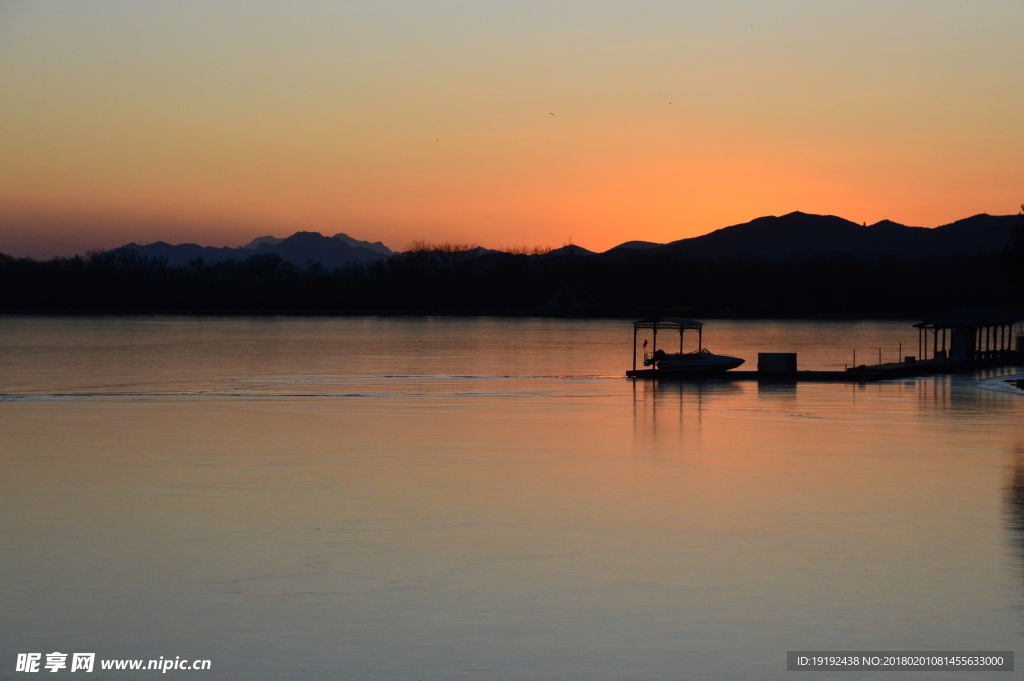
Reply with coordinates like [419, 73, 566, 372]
[616, 212, 1016, 261]
[108, 231, 389, 268]
[104, 241, 243, 267]
[540, 244, 595, 258]
[608, 240, 663, 251]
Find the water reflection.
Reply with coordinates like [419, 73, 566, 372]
[916, 375, 1023, 415]
[3, 317, 1023, 681]
[756, 381, 797, 398]
[631, 380, 744, 453]
[1006, 451, 1024, 567]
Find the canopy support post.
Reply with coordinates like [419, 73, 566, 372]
[633, 325, 638, 373]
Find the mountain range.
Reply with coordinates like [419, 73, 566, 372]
[105, 211, 1019, 268]
[108, 231, 392, 268]
[606, 212, 1018, 261]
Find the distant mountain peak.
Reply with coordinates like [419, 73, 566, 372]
[241, 232, 393, 255]
[279, 231, 329, 243]
[331, 232, 393, 255]
[242, 235, 286, 249]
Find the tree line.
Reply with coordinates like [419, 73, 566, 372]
[1, 232, 1022, 318]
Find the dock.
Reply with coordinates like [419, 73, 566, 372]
[627, 357, 1024, 382]
[627, 310, 1024, 382]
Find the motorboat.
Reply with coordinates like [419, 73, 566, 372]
[627, 317, 745, 377]
[643, 347, 744, 373]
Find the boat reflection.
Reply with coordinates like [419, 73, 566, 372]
[631, 379, 745, 454]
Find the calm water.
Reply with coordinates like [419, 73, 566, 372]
[2, 316, 1023, 680]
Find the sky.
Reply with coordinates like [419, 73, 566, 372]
[1, 0, 1022, 258]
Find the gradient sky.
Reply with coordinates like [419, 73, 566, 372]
[1, 0, 1022, 257]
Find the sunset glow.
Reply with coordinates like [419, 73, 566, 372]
[2, 1, 1022, 257]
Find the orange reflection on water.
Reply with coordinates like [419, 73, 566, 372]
[1, 318, 1023, 679]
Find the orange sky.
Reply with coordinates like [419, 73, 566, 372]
[1, 1, 1022, 258]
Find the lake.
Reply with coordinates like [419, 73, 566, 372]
[2, 316, 1023, 679]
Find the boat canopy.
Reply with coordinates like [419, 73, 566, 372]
[633, 317, 703, 330]
[631, 318, 704, 371]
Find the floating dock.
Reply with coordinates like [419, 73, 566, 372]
[627, 310, 1024, 382]
[627, 356, 1024, 382]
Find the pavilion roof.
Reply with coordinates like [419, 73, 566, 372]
[913, 308, 1024, 330]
